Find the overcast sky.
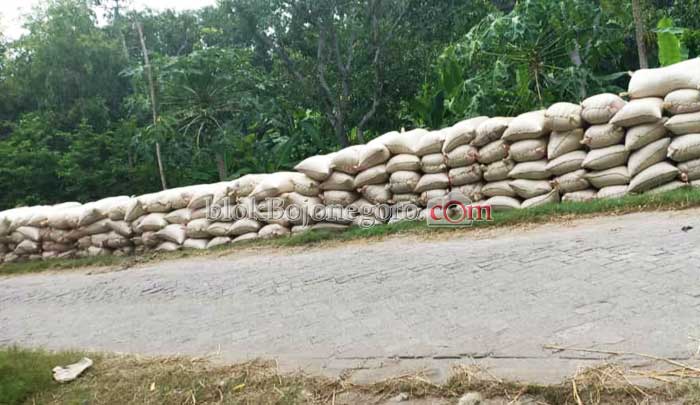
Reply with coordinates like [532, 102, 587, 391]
[0, 0, 217, 40]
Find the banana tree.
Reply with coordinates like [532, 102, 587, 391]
[405, 0, 628, 128]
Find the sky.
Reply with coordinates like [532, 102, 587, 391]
[0, 0, 217, 40]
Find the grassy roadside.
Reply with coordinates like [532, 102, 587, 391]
[3, 187, 700, 276]
[1, 346, 700, 405]
[0, 347, 94, 405]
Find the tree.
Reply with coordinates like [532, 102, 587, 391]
[632, 0, 649, 69]
[156, 47, 272, 181]
[135, 21, 168, 190]
[233, 0, 410, 146]
[0, 0, 675, 211]
[6, 0, 130, 131]
[655, 17, 688, 66]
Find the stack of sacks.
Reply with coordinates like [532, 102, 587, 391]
[502, 105, 573, 206]
[308, 149, 361, 230]
[287, 172, 326, 232]
[39, 204, 78, 260]
[0, 207, 39, 263]
[248, 172, 321, 238]
[5, 58, 700, 264]
[493, 110, 553, 210]
[444, 117, 489, 203]
[664, 89, 700, 189]
[469, 117, 509, 205]
[295, 154, 334, 232]
[344, 142, 393, 228]
[20, 205, 68, 261]
[247, 173, 294, 239]
[314, 149, 360, 220]
[477, 115, 517, 211]
[284, 191, 323, 233]
[298, 151, 365, 206]
[369, 129, 426, 208]
[128, 189, 181, 252]
[185, 181, 241, 249]
[322, 142, 390, 230]
[183, 176, 267, 246]
[576, 93, 629, 200]
[27, 197, 133, 259]
[346, 197, 386, 227]
[624, 58, 700, 194]
[208, 176, 265, 244]
[40, 203, 84, 260]
[225, 174, 266, 243]
[544, 98, 593, 202]
[75, 196, 133, 257]
[0, 206, 52, 262]
[129, 183, 222, 252]
[605, 97, 673, 196]
[373, 136, 418, 222]
[415, 128, 450, 206]
[194, 181, 244, 248]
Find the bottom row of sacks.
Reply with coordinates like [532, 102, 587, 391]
[1, 174, 698, 264]
[476, 160, 696, 209]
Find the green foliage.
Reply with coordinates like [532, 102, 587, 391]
[681, 29, 700, 58]
[667, 0, 700, 30]
[655, 17, 688, 66]
[0, 0, 690, 210]
[405, 0, 631, 127]
[7, 0, 130, 131]
[0, 114, 64, 208]
[0, 113, 157, 209]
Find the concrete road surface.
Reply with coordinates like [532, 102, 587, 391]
[2, 209, 700, 383]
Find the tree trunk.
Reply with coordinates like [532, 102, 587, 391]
[632, 0, 648, 69]
[155, 143, 167, 189]
[136, 21, 168, 190]
[334, 120, 348, 148]
[215, 152, 227, 181]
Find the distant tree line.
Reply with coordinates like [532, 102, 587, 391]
[0, 0, 698, 210]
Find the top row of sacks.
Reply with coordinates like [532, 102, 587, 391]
[294, 82, 699, 184]
[627, 58, 700, 99]
[294, 112, 561, 179]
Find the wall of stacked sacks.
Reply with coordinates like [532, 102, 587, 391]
[2, 59, 700, 263]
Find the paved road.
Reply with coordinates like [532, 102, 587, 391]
[2, 209, 700, 383]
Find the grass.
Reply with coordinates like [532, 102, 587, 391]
[2, 346, 700, 404]
[0, 255, 125, 276]
[3, 187, 700, 276]
[0, 346, 93, 405]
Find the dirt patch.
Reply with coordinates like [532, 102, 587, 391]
[18, 351, 700, 405]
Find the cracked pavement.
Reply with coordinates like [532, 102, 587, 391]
[2, 209, 700, 383]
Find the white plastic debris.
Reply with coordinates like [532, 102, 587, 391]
[52, 357, 93, 383]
